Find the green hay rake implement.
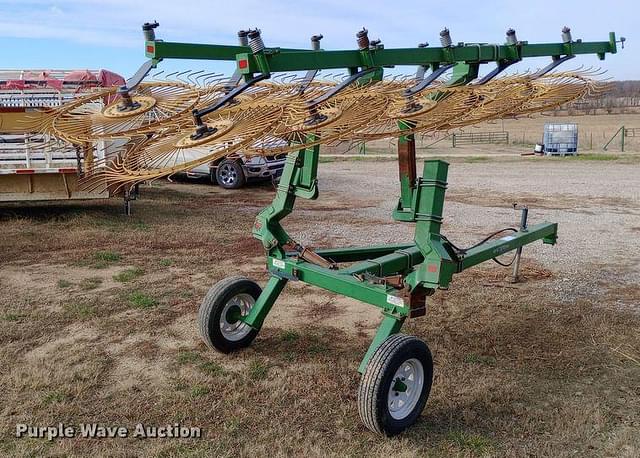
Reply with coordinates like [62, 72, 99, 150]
[140, 23, 619, 435]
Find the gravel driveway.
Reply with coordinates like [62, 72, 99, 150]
[306, 159, 640, 308]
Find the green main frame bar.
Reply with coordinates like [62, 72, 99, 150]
[255, 222, 556, 318]
[146, 32, 617, 73]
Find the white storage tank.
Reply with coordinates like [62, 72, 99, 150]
[543, 123, 578, 156]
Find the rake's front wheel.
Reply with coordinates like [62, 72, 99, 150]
[198, 276, 261, 353]
[357, 334, 433, 436]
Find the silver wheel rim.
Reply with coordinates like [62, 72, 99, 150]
[219, 293, 254, 341]
[387, 357, 424, 420]
[219, 163, 238, 186]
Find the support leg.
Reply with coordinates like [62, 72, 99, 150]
[358, 314, 405, 373]
[394, 121, 418, 220]
[253, 144, 320, 252]
[397, 122, 417, 212]
[511, 205, 529, 283]
[241, 275, 288, 330]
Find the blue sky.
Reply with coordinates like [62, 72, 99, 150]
[0, 0, 636, 80]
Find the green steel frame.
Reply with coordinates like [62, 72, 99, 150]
[145, 32, 619, 76]
[140, 25, 616, 372]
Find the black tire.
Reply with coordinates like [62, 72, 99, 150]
[357, 334, 433, 436]
[215, 159, 246, 189]
[209, 167, 218, 185]
[198, 276, 261, 353]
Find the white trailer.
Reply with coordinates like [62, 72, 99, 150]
[0, 69, 123, 203]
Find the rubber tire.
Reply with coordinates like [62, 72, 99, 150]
[357, 334, 433, 436]
[198, 276, 261, 353]
[215, 159, 246, 189]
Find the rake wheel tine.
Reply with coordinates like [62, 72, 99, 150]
[188, 70, 204, 85]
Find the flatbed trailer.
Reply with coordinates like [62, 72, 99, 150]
[0, 69, 124, 205]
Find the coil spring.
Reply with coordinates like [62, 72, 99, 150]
[356, 28, 369, 50]
[143, 29, 155, 41]
[311, 34, 323, 51]
[248, 30, 265, 53]
[238, 30, 249, 47]
[440, 28, 452, 48]
[142, 22, 158, 41]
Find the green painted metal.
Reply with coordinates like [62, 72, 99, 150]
[459, 223, 558, 271]
[394, 160, 456, 290]
[241, 275, 288, 330]
[448, 62, 480, 86]
[248, 148, 558, 373]
[341, 246, 423, 276]
[314, 243, 415, 262]
[145, 41, 311, 62]
[265, 257, 409, 316]
[147, 27, 614, 376]
[146, 34, 618, 73]
[251, 142, 320, 253]
[393, 379, 408, 392]
[358, 314, 405, 373]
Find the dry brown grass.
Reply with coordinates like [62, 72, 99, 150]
[1, 177, 638, 457]
[478, 113, 640, 151]
[355, 113, 640, 155]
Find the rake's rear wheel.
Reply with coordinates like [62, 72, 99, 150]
[198, 276, 261, 353]
[357, 334, 433, 436]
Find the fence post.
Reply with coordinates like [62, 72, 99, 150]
[358, 141, 366, 155]
[621, 126, 625, 152]
[452, 134, 456, 148]
[603, 125, 624, 152]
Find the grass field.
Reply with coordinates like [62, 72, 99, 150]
[1, 156, 639, 457]
[349, 113, 640, 155]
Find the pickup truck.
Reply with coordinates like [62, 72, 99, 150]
[185, 152, 287, 189]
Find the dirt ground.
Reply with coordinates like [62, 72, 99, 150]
[1, 154, 639, 457]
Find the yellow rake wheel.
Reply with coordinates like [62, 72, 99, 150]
[77, 70, 606, 192]
[247, 84, 390, 156]
[101, 95, 157, 118]
[80, 102, 284, 192]
[46, 81, 201, 143]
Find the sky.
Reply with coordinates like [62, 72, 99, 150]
[0, 0, 637, 81]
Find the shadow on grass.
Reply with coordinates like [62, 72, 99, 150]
[0, 200, 121, 222]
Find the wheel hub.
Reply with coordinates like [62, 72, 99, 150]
[175, 119, 235, 148]
[102, 95, 157, 118]
[219, 293, 254, 341]
[387, 358, 424, 420]
[392, 378, 408, 392]
[225, 304, 242, 323]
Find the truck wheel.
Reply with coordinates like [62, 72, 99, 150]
[198, 276, 261, 353]
[216, 159, 245, 189]
[357, 334, 433, 436]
